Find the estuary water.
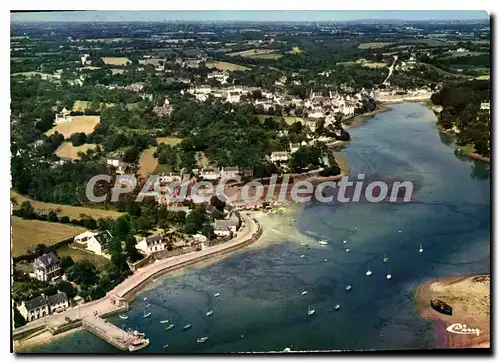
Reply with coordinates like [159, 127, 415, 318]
[29, 103, 490, 353]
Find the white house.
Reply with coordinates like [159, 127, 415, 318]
[32, 252, 61, 282]
[17, 292, 69, 322]
[200, 168, 221, 181]
[221, 166, 239, 181]
[135, 235, 167, 255]
[55, 108, 72, 124]
[74, 230, 113, 256]
[107, 157, 122, 168]
[270, 151, 290, 163]
[289, 142, 301, 153]
[48, 291, 69, 313]
[207, 70, 229, 85]
[227, 91, 241, 104]
[213, 217, 239, 237]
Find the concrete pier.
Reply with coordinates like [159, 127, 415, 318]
[82, 315, 149, 352]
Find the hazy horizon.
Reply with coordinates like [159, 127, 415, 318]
[10, 10, 490, 23]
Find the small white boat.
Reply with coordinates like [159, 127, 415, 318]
[213, 292, 220, 297]
[334, 304, 341, 310]
[343, 240, 347, 244]
[160, 319, 169, 324]
[300, 254, 305, 258]
[345, 285, 352, 292]
[143, 312, 152, 318]
[386, 273, 392, 280]
[206, 310, 213, 317]
[163, 344, 169, 349]
[301, 291, 307, 296]
[318, 240, 328, 245]
[165, 323, 175, 331]
[324, 259, 328, 262]
[300, 242, 307, 246]
[197, 336, 209, 343]
[119, 314, 128, 320]
[366, 268, 372, 276]
[418, 245, 424, 253]
[145, 303, 151, 308]
[398, 230, 402, 233]
[345, 248, 350, 252]
[143, 297, 148, 301]
[183, 324, 192, 330]
[308, 305, 315, 316]
[383, 256, 389, 263]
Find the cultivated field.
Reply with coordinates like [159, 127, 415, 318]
[10, 191, 124, 220]
[476, 74, 490, 80]
[45, 115, 100, 138]
[156, 137, 183, 145]
[206, 61, 250, 71]
[101, 57, 131, 66]
[55, 142, 97, 160]
[257, 114, 306, 125]
[138, 147, 158, 177]
[11, 216, 87, 257]
[228, 48, 277, 57]
[72, 100, 114, 111]
[358, 42, 393, 49]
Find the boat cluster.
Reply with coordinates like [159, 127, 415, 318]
[119, 293, 222, 349]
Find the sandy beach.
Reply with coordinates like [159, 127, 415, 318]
[415, 275, 490, 349]
[14, 327, 84, 352]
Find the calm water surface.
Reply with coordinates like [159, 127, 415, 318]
[30, 103, 490, 353]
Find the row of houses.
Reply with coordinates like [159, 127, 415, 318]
[17, 291, 70, 322]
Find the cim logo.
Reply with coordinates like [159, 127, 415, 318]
[446, 323, 481, 336]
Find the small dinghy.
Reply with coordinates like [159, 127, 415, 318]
[145, 303, 151, 308]
[165, 323, 175, 331]
[206, 310, 213, 317]
[143, 312, 152, 318]
[301, 291, 307, 296]
[163, 344, 169, 349]
[345, 285, 352, 292]
[366, 268, 372, 276]
[334, 304, 341, 311]
[213, 293, 220, 297]
[300, 254, 305, 258]
[183, 324, 192, 330]
[386, 273, 392, 280]
[119, 314, 128, 320]
[160, 319, 169, 324]
[324, 259, 328, 262]
[318, 240, 328, 245]
[418, 244, 424, 253]
[197, 336, 208, 343]
[343, 240, 347, 244]
[345, 248, 350, 252]
[308, 305, 315, 316]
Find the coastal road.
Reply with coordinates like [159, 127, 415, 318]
[13, 213, 259, 337]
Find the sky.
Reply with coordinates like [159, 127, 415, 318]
[10, 10, 490, 23]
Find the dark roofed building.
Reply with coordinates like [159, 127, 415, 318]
[48, 291, 69, 313]
[32, 252, 61, 282]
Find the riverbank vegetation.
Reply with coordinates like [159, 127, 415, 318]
[430, 79, 490, 157]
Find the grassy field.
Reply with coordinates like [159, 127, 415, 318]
[227, 48, 282, 59]
[476, 74, 490, 80]
[138, 147, 158, 177]
[11, 71, 47, 77]
[45, 115, 100, 138]
[206, 61, 251, 71]
[72, 100, 114, 112]
[358, 42, 393, 49]
[110, 68, 126, 75]
[156, 137, 183, 145]
[55, 142, 97, 160]
[101, 57, 131, 66]
[358, 60, 387, 69]
[10, 191, 124, 220]
[11, 216, 87, 257]
[56, 244, 108, 268]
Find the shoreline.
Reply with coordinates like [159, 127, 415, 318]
[415, 274, 490, 349]
[343, 103, 391, 130]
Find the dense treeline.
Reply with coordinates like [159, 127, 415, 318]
[431, 80, 490, 156]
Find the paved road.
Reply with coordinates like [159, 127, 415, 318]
[14, 213, 259, 336]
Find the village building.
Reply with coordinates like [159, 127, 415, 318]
[289, 142, 301, 153]
[17, 292, 69, 322]
[55, 108, 72, 124]
[200, 168, 221, 181]
[32, 252, 61, 282]
[220, 166, 239, 181]
[153, 98, 173, 117]
[135, 235, 166, 255]
[207, 70, 229, 84]
[73, 230, 113, 256]
[270, 151, 290, 163]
